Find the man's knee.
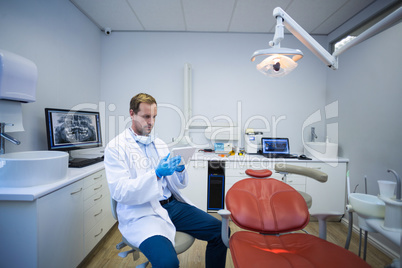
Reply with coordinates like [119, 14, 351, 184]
[139, 235, 179, 268]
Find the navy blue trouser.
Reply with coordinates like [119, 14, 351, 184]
[139, 199, 228, 268]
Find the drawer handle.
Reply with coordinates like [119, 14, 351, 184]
[70, 188, 82, 195]
[94, 209, 103, 217]
[93, 174, 103, 180]
[94, 228, 103, 238]
[94, 194, 103, 201]
[94, 184, 103, 191]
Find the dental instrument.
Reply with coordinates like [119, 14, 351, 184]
[387, 169, 401, 201]
[345, 170, 354, 250]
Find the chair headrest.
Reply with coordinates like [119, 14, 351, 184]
[226, 178, 309, 234]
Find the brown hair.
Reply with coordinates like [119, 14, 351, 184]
[129, 93, 157, 114]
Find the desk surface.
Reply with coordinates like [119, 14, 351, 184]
[0, 162, 104, 201]
[1, 152, 348, 202]
[190, 152, 349, 163]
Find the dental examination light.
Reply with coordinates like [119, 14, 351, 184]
[251, 6, 402, 77]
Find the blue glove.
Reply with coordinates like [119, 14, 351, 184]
[155, 154, 182, 178]
[175, 165, 185, 172]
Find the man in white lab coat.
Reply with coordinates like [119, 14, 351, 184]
[104, 93, 227, 268]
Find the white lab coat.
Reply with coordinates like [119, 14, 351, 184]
[104, 128, 193, 248]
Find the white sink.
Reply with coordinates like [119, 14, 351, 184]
[0, 151, 69, 187]
[304, 142, 338, 159]
[349, 193, 385, 219]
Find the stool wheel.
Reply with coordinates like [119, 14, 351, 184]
[245, 169, 272, 178]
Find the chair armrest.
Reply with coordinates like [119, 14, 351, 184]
[218, 209, 231, 248]
[275, 163, 328, 183]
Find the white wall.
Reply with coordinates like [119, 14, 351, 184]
[100, 31, 328, 151]
[0, 0, 101, 152]
[327, 22, 402, 254]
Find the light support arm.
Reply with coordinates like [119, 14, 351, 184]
[271, 16, 285, 47]
[333, 6, 402, 57]
[252, 6, 402, 77]
[273, 7, 338, 69]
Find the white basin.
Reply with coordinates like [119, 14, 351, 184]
[349, 193, 385, 219]
[304, 142, 338, 159]
[0, 151, 69, 187]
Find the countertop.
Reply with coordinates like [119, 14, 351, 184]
[0, 162, 105, 202]
[0, 152, 349, 202]
[190, 151, 349, 163]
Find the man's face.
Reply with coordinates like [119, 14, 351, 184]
[130, 102, 157, 136]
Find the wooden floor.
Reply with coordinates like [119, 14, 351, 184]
[79, 216, 393, 268]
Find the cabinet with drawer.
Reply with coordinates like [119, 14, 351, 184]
[185, 156, 348, 216]
[83, 169, 116, 255]
[305, 162, 347, 215]
[0, 167, 116, 268]
[225, 161, 306, 193]
[37, 179, 84, 268]
[181, 160, 208, 211]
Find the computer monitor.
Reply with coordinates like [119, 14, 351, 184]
[45, 108, 102, 152]
[261, 137, 290, 155]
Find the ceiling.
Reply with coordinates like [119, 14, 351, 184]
[70, 0, 385, 35]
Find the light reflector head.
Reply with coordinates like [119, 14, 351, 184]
[256, 55, 298, 77]
[251, 47, 303, 77]
[251, 47, 303, 62]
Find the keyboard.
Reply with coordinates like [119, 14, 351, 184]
[263, 154, 298, 159]
[69, 156, 104, 168]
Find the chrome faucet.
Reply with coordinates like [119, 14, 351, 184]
[387, 169, 401, 201]
[0, 123, 21, 155]
[311, 127, 318, 142]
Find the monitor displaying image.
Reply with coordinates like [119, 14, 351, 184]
[262, 138, 290, 154]
[45, 108, 102, 151]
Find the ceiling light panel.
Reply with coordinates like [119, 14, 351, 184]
[181, 0, 236, 32]
[71, 0, 143, 30]
[229, 0, 291, 33]
[127, 0, 186, 31]
[311, 0, 375, 34]
[285, 0, 349, 34]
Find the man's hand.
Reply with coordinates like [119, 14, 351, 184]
[175, 165, 185, 172]
[155, 154, 182, 178]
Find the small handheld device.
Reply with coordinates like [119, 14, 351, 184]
[171, 147, 197, 165]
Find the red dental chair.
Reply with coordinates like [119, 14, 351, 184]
[219, 178, 370, 268]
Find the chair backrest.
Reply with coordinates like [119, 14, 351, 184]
[110, 198, 118, 221]
[226, 178, 309, 234]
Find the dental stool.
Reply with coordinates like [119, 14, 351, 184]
[218, 178, 370, 268]
[275, 163, 343, 240]
[245, 169, 272, 178]
[111, 198, 195, 268]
